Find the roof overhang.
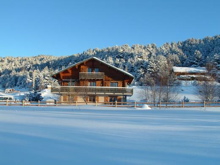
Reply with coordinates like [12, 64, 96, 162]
[52, 57, 134, 81]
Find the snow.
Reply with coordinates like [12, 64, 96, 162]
[173, 67, 207, 73]
[0, 92, 14, 98]
[176, 84, 201, 102]
[1, 88, 59, 102]
[141, 104, 151, 109]
[0, 106, 220, 165]
[41, 89, 59, 101]
[128, 85, 201, 102]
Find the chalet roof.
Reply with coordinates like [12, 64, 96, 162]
[173, 66, 207, 73]
[52, 57, 134, 78]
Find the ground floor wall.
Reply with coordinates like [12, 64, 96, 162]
[59, 95, 127, 103]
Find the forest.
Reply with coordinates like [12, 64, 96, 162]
[0, 35, 219, 90]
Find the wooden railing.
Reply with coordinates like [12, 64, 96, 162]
[51, 86, 133, 96]
[79, 72, 105, 79]
[0, 100, 220, 108]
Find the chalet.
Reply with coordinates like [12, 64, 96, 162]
[173, 66, 208, 81]
[51, 57, 134, 103]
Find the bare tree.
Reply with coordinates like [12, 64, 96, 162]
[159, 66, 179, 102]
[139, 84, 163, 105]
[196, 81, 218, 101]
[141, 61, 179, 105]
[196, 63, 219, 102]
[140, 73, 163, 105]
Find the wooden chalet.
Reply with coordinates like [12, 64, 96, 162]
[51, 57, 134, 103]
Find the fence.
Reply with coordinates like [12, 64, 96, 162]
[1, 100, 220, 108]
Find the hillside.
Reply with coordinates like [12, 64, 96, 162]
[0, 35, 220, 89]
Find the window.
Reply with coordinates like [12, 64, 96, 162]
[69, 95, 75, 102]
[110, 82, 118, 87]
[94, 68, 99, 72]
[88, 68, 92, 72]
[88, 68, 99, 72]
[109, 97, 117, 102]
[89, 81, 96, 86]
[89, 96, 96, 102]
[122, 96, 127, 102]
[68, 81, 75, 86]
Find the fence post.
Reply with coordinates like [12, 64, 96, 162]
[38, 100, 40, 106]
[6, 100, 8, 106]
[204, 101, 206, 107]
[159, 101, 161, 108]
[115, 101, 117, 107]
[22, 100, 25, 106]
[134, 101, 136, 108]
[182, 101, 184, 108]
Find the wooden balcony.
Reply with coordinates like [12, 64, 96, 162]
[79, 72, 105, 80]
[51, 86, 133, 96]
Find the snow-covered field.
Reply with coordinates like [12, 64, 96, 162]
[0, 106, 220, 165]
[129, 83, 203, 102]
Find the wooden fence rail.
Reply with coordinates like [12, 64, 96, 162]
[0, 100, 220, 108]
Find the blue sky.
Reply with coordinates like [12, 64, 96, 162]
[1, 0, 219, 57]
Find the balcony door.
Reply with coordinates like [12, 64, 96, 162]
[89, 81, 96, 86]
[88, 96, 96, 102]
[109, 96, 117, 102]
[68, 81, 75, 86]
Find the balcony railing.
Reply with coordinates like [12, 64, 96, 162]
[51, 86, 133, 96]
[79, 72, 105, 80]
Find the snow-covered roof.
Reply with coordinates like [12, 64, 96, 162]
[0, 92, 14, 97]
[173, 67, 207, 73]
[52, 57, 134, 78]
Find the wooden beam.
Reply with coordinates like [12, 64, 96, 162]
[67, 68, 72, 74]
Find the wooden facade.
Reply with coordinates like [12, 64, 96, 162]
[51, 57, 134, 103]
[172, 66, 208, 81]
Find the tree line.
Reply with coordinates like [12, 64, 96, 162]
[0, 35, 219, 94]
